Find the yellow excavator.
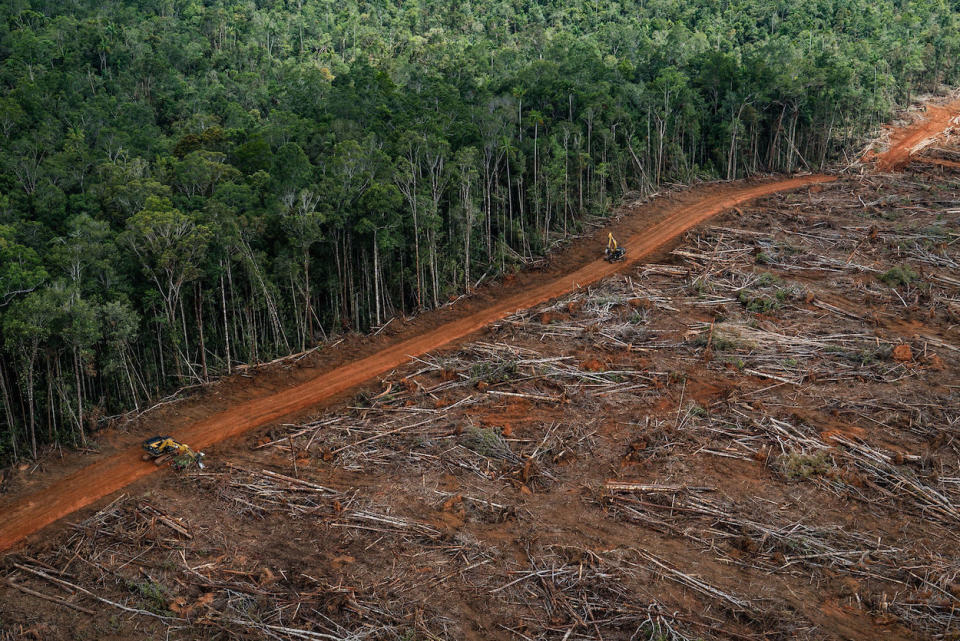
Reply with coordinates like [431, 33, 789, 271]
[142, 436, 205, 469]
[605, 232, 626, 262]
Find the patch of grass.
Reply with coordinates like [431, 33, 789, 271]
[779, 451, 834, 480]
[691, 333, 738, 351]
[738, 291, 780, 314]
[828, 346, 890, 366]
[470, 359, 518, 383]
[713, 336, 738, 351]
[688, 404, 708, 418]
[723, 357, 746, 370]
[688, 280, 713, 296]
[127, 578, 170, 615]
[919, 225, 948, 241]
[461, 425, 517, 461]
[865, 345, 893, 364]
[754, 272, 782, 287]
[172, 452, 201, 470]
[755, 251, 772, 265]
[878, 265, 919, 287]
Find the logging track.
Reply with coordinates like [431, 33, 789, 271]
[872, 99, 960, 171]
[0, 96, 957, 555]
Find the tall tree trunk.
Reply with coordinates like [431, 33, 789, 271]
[372, 229, 381, 325]
[563, 129, 569, 237]
[180, 295, 191, 377]
[119, 347, 140, 411]
[290, 271, 304, 351]
[196, 283, 208, 380]
[73, 347, 86, 446]
[220, 268, 231, 374]
[46, 355, 55, 443]
[304, 251, 312, 348]
[156, 317, 167, 384]
[26, 357, 37, 459]
[0, 365, 18, 460]
[428, 229, 439, 308]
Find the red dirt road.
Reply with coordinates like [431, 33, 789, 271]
[872, 99, 960, 171]
[0, 175, 837, 554]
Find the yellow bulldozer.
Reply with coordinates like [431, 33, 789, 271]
[142, 436, 205, 469]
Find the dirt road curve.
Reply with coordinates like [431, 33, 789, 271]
[873, 99, 960, 171]
[0, 174, 840, 554]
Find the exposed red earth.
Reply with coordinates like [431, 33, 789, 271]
[869, 98, 960, 171]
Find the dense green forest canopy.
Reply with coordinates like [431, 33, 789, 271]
[0, 0, 957, 462]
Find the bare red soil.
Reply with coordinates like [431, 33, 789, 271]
[869, 98, 960, 171]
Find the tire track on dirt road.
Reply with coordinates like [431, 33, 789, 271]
[0, 174, 838, 554]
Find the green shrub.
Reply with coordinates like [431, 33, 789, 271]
[689, 404, 708, 417]
[779, 451, 834, 480]
[738, 291, 780, 313]
[754, 272, 781, 287]
[691, 333, 737, 351]
[470, 359, 518, 383]
[878, 265, 919, 287]
[127, 579, 170, 615]
[461, 425, 518, 462]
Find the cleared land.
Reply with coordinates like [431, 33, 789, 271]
[2, 139, 960, 639]
[869, 101, 960, 171]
